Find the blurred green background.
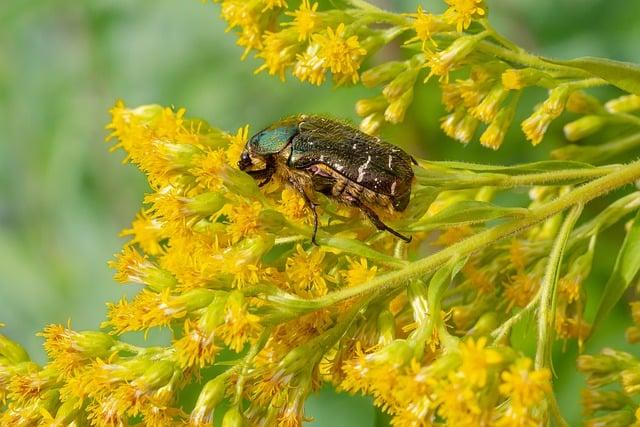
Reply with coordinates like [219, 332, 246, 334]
[1, 0, 639, 424]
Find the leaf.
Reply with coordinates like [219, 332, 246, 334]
[546, 56, 640, 96]
[405, 186, 440, 220]
[409, 201, 528, 231]
[592, 210, 640, 332]
[318, 236, 407, 268]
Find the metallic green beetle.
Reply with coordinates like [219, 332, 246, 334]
[238, 115, 416, 244]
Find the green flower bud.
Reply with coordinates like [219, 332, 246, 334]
[191, 375, 228, 425]
[563, 115, 606, 141]
[0, 334, 30, 364]
[355, 96, 387, 117]
[221, 406, 246, 427]
[605, 94, 640, 113]
[361, 61, 407, 88]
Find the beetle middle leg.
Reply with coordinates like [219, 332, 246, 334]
[350, 198, 412, 243]
[288, 177, 320, 245]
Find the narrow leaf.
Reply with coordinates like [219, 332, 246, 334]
[410, 201, 528, 231]
[547, 56, 640, 96]
[592, 210, 640, 332]
[318, 236, 407, 268]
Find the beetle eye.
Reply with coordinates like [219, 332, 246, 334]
[238, 150, 253, 171]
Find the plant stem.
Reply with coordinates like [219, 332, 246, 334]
[416, 165, 619, 189]
[535, 204, 583, 370]
[292, 159, 640, 312]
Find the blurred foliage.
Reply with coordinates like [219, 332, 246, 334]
[0, 0, 639, 425]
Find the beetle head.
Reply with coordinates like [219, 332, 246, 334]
[238, 122, 299, 170]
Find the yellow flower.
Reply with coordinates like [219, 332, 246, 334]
[263, 0, 287, 10]
[285, 0, 320, 41]
[312, 23, 367, 84]
[174, 319, 220, 369]
[444, 0, 486, 32]
[499, 358, 551, 408]
[225, 124, 249, 167]
[119, 210, 164, 255]
[225, 200, 263, 243]
[504, 273, 538, 311]
[341, 257, 377, 287]
[432, 372, 484, 426]
[191, 149, 228, 190]
[255, 30, 299, 81]
[558, 276, 581, 303]
[285, 244, 329, 297]
[458, 337, 501, 387]
[409, 5, 442, 48]
[294, 45, 327, 85]
[278, 187, 310, 223]
[218, 292, 262, 352]
[40, 325, 114, 379]
[521, 110, 553, 146]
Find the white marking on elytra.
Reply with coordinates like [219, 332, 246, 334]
[335, 164, 344, 171]
[357, 155, 371, 183]
[352, 144, 357, 149]
[391, 180, 397, 195]
[388, 155, 393, 169]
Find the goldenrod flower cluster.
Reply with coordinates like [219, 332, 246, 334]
[1, 99, 638, 425]
[3, 1, 640, 426]
[215, 0, 640, 154]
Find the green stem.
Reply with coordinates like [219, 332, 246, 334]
[415, 165, 618, 189]
[475, 40, 591, 77]
[534, 204, 583, 370]
[290, 159, 640, 312]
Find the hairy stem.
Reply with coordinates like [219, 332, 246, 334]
[535, 204, 583, 370]
[277, 159, 640, 313]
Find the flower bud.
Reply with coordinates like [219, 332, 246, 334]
[566, 91, 603, 114]
[605, 94, 640, 113]
[501, 68, 548, 90]
[384, 89, 414, 124]
[0, 334, 30, 364]
[585, 410, 634, 427]
[361, 61, 407, 88]
[359, 112, 384, 135]
[355, 96, 387, 117]
[470, 85, 508, 123]
[563, 115, 606, 141]
[377, 310, 396, 345]
[222, 407, 246, 427]
[383, 68, 419, 101]
[441, 107, 479, 144]
[191, 375, 227, 425]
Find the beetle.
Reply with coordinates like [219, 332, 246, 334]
[238, 115, 416, 244]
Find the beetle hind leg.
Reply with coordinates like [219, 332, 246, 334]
[351, 199, 412, 243]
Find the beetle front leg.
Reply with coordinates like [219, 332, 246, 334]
[246, 157, 276, 187]
[351, 199, 412, 243]
[288, 178, 320, 245]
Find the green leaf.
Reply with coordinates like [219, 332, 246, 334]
[546, 56, 640, 96]
[405, 186, 440, 220]
[592, 210, 640, 332]
[409, 201, 528, 231]
[318, 236, 407, 268]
